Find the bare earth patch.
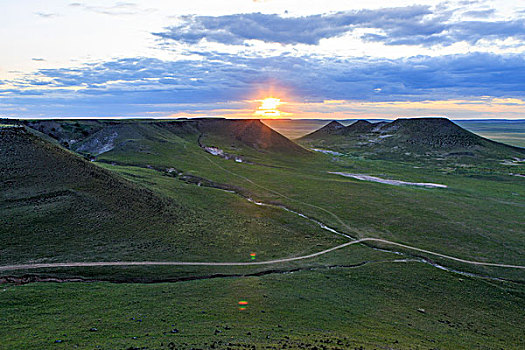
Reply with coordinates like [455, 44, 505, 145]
[329, 172, 448, 188]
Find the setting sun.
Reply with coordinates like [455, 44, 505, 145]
[254, 97, 286, 118]
[260, 98, 281, 110]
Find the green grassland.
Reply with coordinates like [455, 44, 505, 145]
[1, 262, 523, 349]
[83, 120, 524, 270]
[1, 119, 524, 349]
[3, 119, 522, 277]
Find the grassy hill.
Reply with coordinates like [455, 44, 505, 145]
[22, 119, 104, 149]
[299, 117, 525, 161]
[299, 120, 346, 138]
[198, 118, 309, 156]
[0, 126, 181, 216]
[15, 118, 308, 159]
[0, 124, 339, 270]
[0, 126, 183, 265]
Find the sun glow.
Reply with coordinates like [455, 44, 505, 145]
[260, 98, 281, 110]
[254, 97, 286, 118]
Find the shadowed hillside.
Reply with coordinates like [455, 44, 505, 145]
[0, 125, 334, 269]
[197, 118, 310, 155]
[0, 126, 188, 264]
[301, 120, 346, 138]
[22, 119, 104, 149]
[0, 126, 179, 214]
[14, 119, 309, 159]
[299, 117, 525, 160]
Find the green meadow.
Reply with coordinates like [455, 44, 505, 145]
[1, 119, 524, 349]
[1, 262, 523, 350]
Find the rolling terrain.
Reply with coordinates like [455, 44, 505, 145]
[0, 124, 338, 267]
[0, 119, 524, 349]
[263, 118, 525, 148]
[299, 117, 525, 161]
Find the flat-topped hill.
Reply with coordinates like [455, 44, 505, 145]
[380, 118, 483, 149]
[12, 119, 309, 158]
[299, 117, 525, 159]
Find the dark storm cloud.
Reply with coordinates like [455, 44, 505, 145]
[153, 6, 524, 47]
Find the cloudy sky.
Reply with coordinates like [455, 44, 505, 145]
[1, 0, 525, 119]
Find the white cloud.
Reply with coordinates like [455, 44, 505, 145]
[1, 0, 524, 119]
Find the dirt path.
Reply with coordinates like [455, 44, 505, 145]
[1, 238, 523, 272]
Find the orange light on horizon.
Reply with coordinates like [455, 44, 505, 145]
[254, 96, 297, 118]
[254, 97, 283, 118]
[260, 98, 281, 110]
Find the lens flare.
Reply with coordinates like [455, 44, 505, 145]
[238, 300, 248, 310]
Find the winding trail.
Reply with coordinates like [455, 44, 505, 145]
[1, 238, 523, 272]
[184, 149, 524, 272]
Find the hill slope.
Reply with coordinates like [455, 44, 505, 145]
[302, 120, 346, 138]
[197, 118, 310, 156]
[0, 126, 178, 212]
[299, 117, 525, 160]
[0, 125, 335, 269]
[0, 126, 186, 264]
[17, 119, 308, 156]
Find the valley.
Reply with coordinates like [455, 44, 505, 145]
[3, 2, 525, 348]
[1, 118, 524, 349]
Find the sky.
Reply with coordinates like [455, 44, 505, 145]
[1, 0, 525, 119]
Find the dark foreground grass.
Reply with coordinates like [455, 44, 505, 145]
[0, 262, 523, 349]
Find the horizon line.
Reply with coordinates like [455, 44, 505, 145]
[3, 116, 525, 121]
